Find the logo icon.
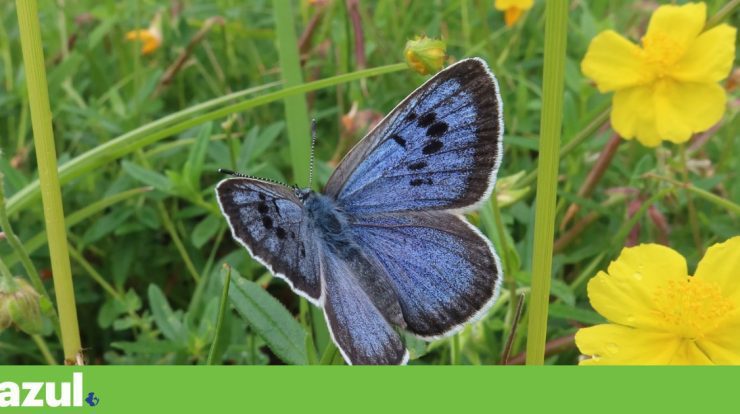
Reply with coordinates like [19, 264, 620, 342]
[85, 392, 99, 407]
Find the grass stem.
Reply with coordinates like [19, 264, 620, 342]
[16, 0, 82, 365]
[273, 0, 313, 187]
[207, 265, 231, 365]
[525, 0, 568, 366]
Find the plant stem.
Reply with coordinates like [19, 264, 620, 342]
[5, 187, 151, 269]
[0, 257, 17, 289]
[490, 196, 516, 328]
[67, 245, 123, 302]
[500, 293, 525, 365]
[450, 335, 460, 365]
[706, 0, 739, 28]
[319, 342, 338, 365]
[648, 175, 740, 215]
[679, 145, 704, 255]
[525, 0, 568, 366]
[31, 334, 58, 365]
[519, 106, 610, 190]
[273, 0, 312, 187]
[158, 202, 201, 282]
[16, 0, 82, 365]
[207, 265, 231, 365]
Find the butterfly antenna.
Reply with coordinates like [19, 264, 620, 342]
[308, 119, 317, 189]
[218, 168, 248, 177]
[217, 168, 290, 187]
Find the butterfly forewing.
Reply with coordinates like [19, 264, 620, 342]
[325, 58, 503, 214]
[216, 178, 322, 302]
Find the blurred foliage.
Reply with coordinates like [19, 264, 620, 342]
[0, 0, 737, 365]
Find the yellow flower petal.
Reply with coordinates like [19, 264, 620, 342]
[494, 0, 533, 11]
[581, 31, 646, 92]
[587, 244, 688, 329]
[645, 2, 706, 51]
[699, 311, 740, 365]
[576, 324, 681, 365]
[611, 86, 661, 147]
[669, 339, 714, 365]
[125, 29, 150, 41]
[504, 7, 523, 27]
[672, 24, 737, 83]
[654, 80, 726, 143]
[694, 236, 740, 303]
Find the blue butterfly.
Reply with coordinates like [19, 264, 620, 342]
[216, 58, 503, 365]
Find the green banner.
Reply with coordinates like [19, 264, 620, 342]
[0, 366, 736, 412]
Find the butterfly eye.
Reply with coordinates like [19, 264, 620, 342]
[293, 186, 310, 202]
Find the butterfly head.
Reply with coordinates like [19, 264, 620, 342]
[292, 185, 312, 203]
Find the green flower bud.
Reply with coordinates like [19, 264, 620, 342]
[404, 36, 447, 75]
[495, 171, 530, 207]
[0, 277, 44, 335]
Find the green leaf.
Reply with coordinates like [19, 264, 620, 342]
[122, 161, 172, 193]
[548, 303, 606, 325]
[228, 269, 308, 365]
[147, 284, 187, 344]
[550, 279, 576, 306]
[183, 122, 213, 192]
[192, 214, 222, 248]
[111, 340, 183, 354]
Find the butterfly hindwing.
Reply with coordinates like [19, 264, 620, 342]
[216, 178, 321, 302]
[320, 249, 408, 365]
[325, 58, 503, 214]
[348, 211, 501, 338]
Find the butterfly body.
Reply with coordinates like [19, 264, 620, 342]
[217, 58, 503, 365]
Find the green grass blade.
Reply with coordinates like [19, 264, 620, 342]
[273, 0, 312, 187]
[207, 265, 232, 365]
[6, 187, 151, 268]
[7, 65, 405, 216]
[525, 0, 568, 366]
[16, 0, 81, 364]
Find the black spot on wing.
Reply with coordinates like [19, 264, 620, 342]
[417, 112, 436, 128]
[391, 134, 406, 148]
[258, 193, 266, 201]
[276, 227, 286, 239]
[262, 215, 273, 229]
[407, 161, 427, 171]
[422, 139, 443, 155]
[405, 112, 417, 122]
[426, 122, 448, 138]
[410, 178, 433, 186]
[257, 202, 269, 214]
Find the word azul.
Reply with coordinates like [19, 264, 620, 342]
[0, 372, 94, 407]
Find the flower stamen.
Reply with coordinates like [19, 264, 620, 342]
[653, 277, 734, 339]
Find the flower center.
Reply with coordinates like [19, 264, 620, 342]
[653, 277, 734, 338]
[640, 32, 685, 78]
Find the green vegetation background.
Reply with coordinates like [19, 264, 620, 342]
[0, 0, 737, 365]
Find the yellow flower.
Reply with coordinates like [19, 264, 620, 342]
[576, 237, 740, 365]
[404, 36, 446, 76]
[494, 0, 534, 27]
[125, 13, 163, 55]
[581, 2, 736, 147]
